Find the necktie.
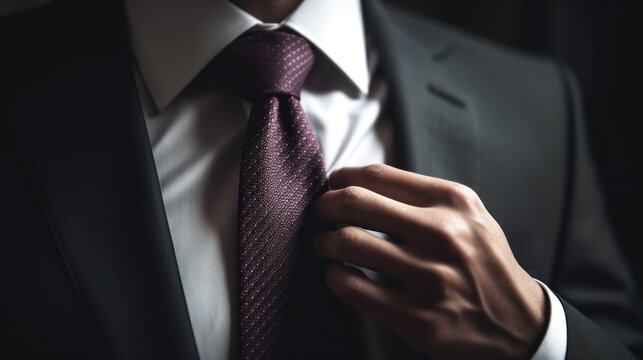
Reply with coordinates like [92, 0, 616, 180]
[218, 30, 358, 359]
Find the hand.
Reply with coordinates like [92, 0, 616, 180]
[314, 164, 547, 360]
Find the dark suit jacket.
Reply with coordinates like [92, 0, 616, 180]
[2, 0, 642, 358]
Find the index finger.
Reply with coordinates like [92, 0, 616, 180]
[329, 164, 461, 207]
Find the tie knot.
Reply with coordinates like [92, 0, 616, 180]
[219, 30, 315, 101]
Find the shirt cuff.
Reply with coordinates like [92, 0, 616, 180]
[531, 279, 567, 360]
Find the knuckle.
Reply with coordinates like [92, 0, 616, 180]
[446, 183, 480, 210]
[362, 164, 388, 181]
[337, 227, 363, 255]
[436, 216, 472, 241]
[419, 264, 455, 299]
[439, 265, 460, 283]
[452, 240, 478, 264]
[430, 216, 481, 262]
[341, 186, 367, 208]
[336, 273, 364, 300]
[428, 266, 451, 293]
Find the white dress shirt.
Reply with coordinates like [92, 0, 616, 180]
[124, 0, 566, 359]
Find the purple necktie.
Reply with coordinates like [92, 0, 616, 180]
[218, 31, 358, 359]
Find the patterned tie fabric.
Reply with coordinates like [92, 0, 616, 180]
[218, 30, 358, 360]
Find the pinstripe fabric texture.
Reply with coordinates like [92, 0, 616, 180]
[219, 30, 358, 360]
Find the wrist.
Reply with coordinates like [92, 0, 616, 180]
[515, 275, 549, 359]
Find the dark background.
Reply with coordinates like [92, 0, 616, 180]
[389, 0, 643, 293]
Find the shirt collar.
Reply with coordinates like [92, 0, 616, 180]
[125, 0, 369, 111]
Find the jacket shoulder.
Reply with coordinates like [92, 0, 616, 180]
[385, 5, 566, 99]
[384, 4, 572, 138]
[386, 5, 558, 73]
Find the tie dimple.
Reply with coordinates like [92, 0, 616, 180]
[218, 30, 359, 360]
[220, 30, 315, 101]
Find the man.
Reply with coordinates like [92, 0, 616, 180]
[1, 0, 642, 359]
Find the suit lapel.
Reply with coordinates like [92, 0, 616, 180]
[6, 1, 198, 358]
[364, 0, 482, 191]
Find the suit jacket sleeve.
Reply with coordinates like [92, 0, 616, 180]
[553, 66, 643, 359]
